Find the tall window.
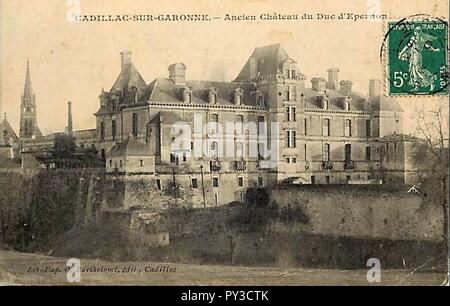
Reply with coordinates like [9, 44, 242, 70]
[258, 143, 265, 160]
[132, 113, 138, 136]
[257, 116, 265, 136]
[304, 118, 307, 135]
[211, 141, 218, 159]
[288, 85, 297, 101]
[323, 143, 330, 161]
[236, 115, 244, 134]
[211, 114, 219, 134]
[323, 118, 330, 136]
[345, 144, 352, 162]
[212, 177, 219, 187]
[285, 130, 296, 148]
[304, 143, 307, 161]
[284, 107, 296, 122]
[100, 121, 105, 141]
[238, 177, 244, 187]
[258, 177, 264, 187]
[236, 142, 244, 160]
[191, 178, 198, 189]
[366, 119, 371, 137]
[170, 153, 179, 165]
[366, 146, 371, 161]
[345, 119, 352, 137]
[112, 119, 117, 140]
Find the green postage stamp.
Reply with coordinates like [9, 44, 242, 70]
[386, 18, 448, 95]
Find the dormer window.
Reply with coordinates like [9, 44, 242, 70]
[282, 59, 297, 79]
[253, 91, 265, 106]
[322, 96, 329, 110]
[209, 88, 217, 104]
[234, 88, 243, 105]
[183, 87, 192, 103]
[343, 96, 351, 111]
[131, 86, 138, 103]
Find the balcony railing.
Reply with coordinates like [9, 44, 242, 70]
[233, 160, 247, 171]
[344, 161, 355, 171]
[210, 160, 222, 172]
[257, 160, 272, 170]
[321, 161, 333, 171]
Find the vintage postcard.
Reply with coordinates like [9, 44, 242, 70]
[0, 0, 448, 292]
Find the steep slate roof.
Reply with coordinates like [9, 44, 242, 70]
[303, 88, 369, 111]
[108, 135, 152, 157]
[106, 43, 401, 113]
[110, 62, 147, 104]
[303, 89, 403, 112]
[234, 43, 305, 81]
[0, 117, 18, 145]
[146, 78, 258, 106]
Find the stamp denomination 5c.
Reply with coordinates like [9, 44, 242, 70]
[386, 18, 448, 95]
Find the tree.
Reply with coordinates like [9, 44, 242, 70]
[412, 103, 449, 259]
[52, 134, 77, 159]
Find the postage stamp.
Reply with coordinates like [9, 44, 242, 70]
[386, 18, 448, 95]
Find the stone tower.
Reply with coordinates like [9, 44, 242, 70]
[20, 60, 42, 139]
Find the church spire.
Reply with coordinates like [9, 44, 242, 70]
[23, 59, 33, 103]
[20, 60, 42, 139]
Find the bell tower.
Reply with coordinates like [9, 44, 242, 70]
[20, 60, 42, 139]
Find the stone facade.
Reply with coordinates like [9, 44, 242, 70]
[93, 44, 407, 207]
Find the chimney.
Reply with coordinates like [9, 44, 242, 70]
[369, 79, 382, 100]
[311, 77, 326, 92]
[326, 68, 339, 90]
[339, 80, 353, 96]
[120, 50, 132, 72]
[67, 101, 73, 136]
[168, 63, 187, 85]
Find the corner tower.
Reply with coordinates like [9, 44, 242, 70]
[20, 60, 42, 139]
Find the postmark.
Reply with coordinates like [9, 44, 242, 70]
[382, 15, 448, 95]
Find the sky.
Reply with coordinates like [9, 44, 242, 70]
[0, 0, 448, 136]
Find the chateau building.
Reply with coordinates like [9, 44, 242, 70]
[2, 44, 410, 207]
[94, 44, 406, 206]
